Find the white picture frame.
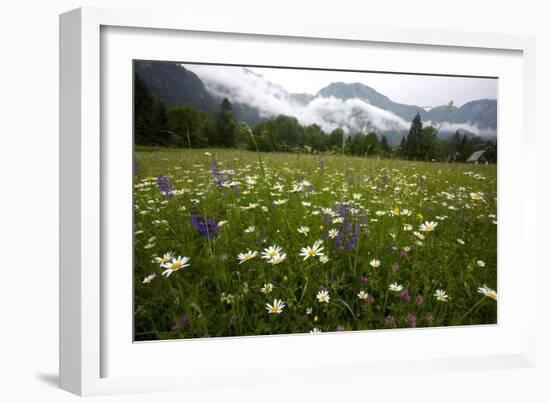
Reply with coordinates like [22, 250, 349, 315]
[59, 6, 537, 396]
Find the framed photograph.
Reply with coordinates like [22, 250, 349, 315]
[60, 6, 537, 396]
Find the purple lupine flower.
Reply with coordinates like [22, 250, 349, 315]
[319, 285, 327, 292]
[359, 275, 369, 284]
[330, 202, 366, 251]
[404, 313, 417, 328]
[190, 215, 219, 240]
[210, 159, 225, 188]
[385, 315, 396, 329]
[400, 290, 411, 302]
[400, 250, 409, 259]
[415, 295, 424, 306]
[171, 313, 189, 333]
[321, 211, 332, 226]
[156, 175, 173, 197]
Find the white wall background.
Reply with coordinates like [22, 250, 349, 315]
[0, 1, 547, 401]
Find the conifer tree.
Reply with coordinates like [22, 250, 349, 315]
[209, 98, 237, 147]
[380, 135, 391, 155]
[406, 112, 423, 159]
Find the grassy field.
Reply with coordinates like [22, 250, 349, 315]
[133, 146, 497, 341]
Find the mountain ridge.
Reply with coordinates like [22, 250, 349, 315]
[134, 61, 497, 142]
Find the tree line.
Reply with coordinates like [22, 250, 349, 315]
[135, 74, 496, 163]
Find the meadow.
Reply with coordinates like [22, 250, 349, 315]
[133, 147, 497, 341]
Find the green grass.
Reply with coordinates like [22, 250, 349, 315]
[133, 146, 497, 340]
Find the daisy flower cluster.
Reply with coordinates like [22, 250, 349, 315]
[134, 149, 497, 340]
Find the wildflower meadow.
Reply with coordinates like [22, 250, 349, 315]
[133, 147, 497, 340]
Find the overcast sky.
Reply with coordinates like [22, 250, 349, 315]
[184, 64, 497, 108]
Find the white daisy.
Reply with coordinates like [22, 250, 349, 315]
[478, 285, 497, 301]
[310, 328, 322, 334]
[419, 221, 438, 232]
[237, 250, 258, 264]
[244, 225, 256, 233]
[161, 256, 191, 277]
[389, 283, 403, 292]
[154, 251, 175, 265]
[265, 299, 286, 314]
[316, 289, 330, 303]
[261, 245, 283, 261]
[297, 226, 310, 235]
[261, 283, 274, 294]
[321, 207, 336, 217]
[220, 293, 235, 305]
[369, 259, 381, 268]
[142, 273, 156, 284]
[241, 202, 259, 210]
[268, 253, 287, 265]
[319, 255, 330, 264]
[357, 290, 369, 300]
[434, 289, 448, 302]
[272, 183, 284, 192]
[470, 192, 483, 200]
[477, 260, 486, 268]
[328, 229, 339, 239]
[299, 240, 324, 260]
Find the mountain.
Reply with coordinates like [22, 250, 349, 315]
[290, 93, 315, 105]
[134, 61, 218, 112]
[317, 82, 497, 131]
[451, 99, 497, 129]
[135, 62, 265, 126]
[134, 61, 497, 142]
[317, 82, 422, 122]
[425, 104, 458, 122]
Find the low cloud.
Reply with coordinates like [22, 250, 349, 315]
[183, 64, 496, 138]
[296, 96, 409, 133]
[428, 121, 497, 138]
[183, 64, 409, 134]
